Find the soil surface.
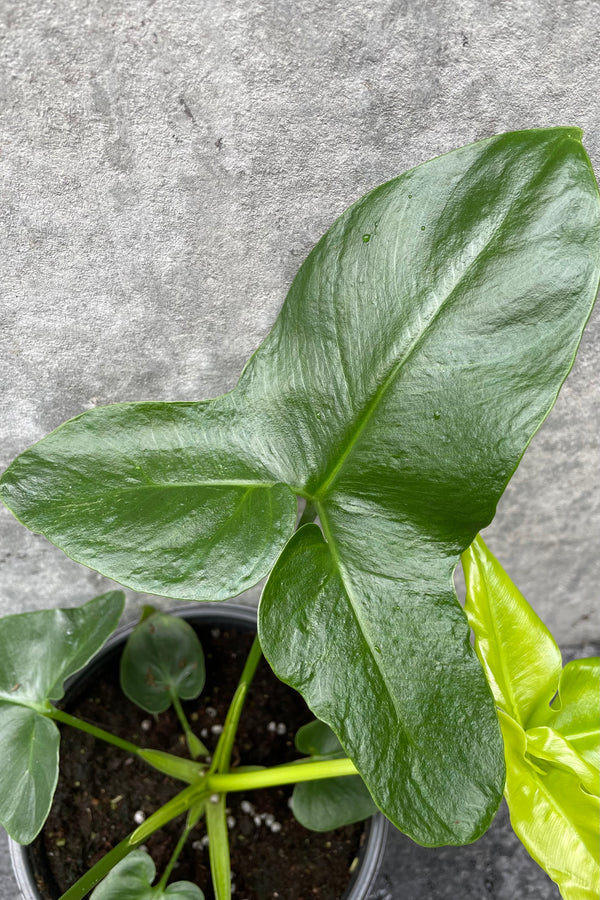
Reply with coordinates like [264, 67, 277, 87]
[28, 620, 366, 899]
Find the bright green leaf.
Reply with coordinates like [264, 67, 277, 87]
[500, 711, 600, 900]
[2, 129, 600, 846]
[462, 534, 562, 725]
[462, 536, 600, 897]
[120, 610, 205, 714]
[90, 850, 204, 900]
[292, 718, 377, 831]
[0, 592, 125, 843]
[529, 658, 600, 774]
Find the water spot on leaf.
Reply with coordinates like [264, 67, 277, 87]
[420, 225, 426, 231]
[362, 234, 371, 243]
[433, 411, 441, 420]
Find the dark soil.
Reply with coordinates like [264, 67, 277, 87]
[28, 619, 366, 900]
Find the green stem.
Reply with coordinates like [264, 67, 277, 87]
[156, 820, 193, 891]
[171, 690, 210, 758]
[48, 707, 143, 757]
[211, 633, 263, 775]
[209, 756, 358, 792]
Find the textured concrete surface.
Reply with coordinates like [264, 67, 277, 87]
[1, 0, 599, 897]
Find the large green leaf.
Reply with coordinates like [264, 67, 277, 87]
[90, 850, 204, 900]
[463, 536, 600, 898]
[0, 592, 125, 843]
[2, 129, 600, 844]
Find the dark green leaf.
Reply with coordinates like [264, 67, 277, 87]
[0, 592, 125, 842]
[0, 403, 297, 601]
[295, 718, 343, 757]
[120, 611, 205, 714]
[292, 775, 378, 832]
[292, 718, 377, 830]
[90, 850, 204, 899]
[2, 129, 599, 845]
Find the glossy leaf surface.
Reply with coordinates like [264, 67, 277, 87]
[90, 850, 204, 899]
[120, 610, 206, 714]
[463, 536, 600, 899]
[2, 129, 600, 845]
[292, 719, 377, 831]
[0, 592, 124, 843]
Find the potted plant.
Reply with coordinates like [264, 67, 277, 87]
[0, 126, 598, 899]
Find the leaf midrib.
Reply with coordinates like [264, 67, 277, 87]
[311, 136, 571, 502]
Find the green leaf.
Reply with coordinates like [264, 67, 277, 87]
[0, 706, 59, 844]
[0, 592, 125, 843]
[292, 774, 378, 832]
[3, 129, 600, 845]
[120, 610, 205, 714]
[529, 658, 600, 774]
[295, 718, 343, 757]
[292, 718, 377, 831]
[0, 402, 297, 601]
[90, 850, 204, 900]
[500, 711, 600, 900]
[462, 536, 600, 897]
[462, 534, 562, 725]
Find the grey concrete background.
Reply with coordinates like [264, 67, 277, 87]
[1, 0, 598, 897]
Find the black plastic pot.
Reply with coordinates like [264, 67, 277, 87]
[10, 602, 388, 900]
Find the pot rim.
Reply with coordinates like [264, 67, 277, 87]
[9, 600, 389, 900]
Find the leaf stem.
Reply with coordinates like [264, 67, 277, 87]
[170, 690, 210, 758]
[210, 634, 263, 775]
[47, 706, 142, 757]
[47, 706, 202, 783]
[156, 820, 194, 891]
[208, 756, 358, 792]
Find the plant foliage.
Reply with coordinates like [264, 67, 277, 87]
[1, 128, 600, 845]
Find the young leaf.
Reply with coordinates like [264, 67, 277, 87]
[2, 129, 600, 845]
[500, 711, 599, 900]
[462, 533, 563, 725]
[0, 591, 125, 843]
[120, 610, 206, 714]
[463, 536, 600, 899]
[292, 718, 377, 831]
[90, 850, 204, 899]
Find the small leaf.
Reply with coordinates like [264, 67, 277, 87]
[90, 850, 204, 899]
[0, 592, 125, 843]
[292, 775, 378, 832]
[120, 611, 205, 714]
[292, 718, 377, 830]
[295, 719, 343, 757]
